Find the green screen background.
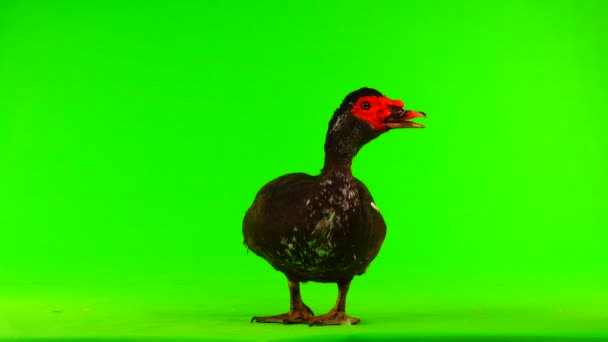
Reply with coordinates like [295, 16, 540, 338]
[1, 0, 607, 340]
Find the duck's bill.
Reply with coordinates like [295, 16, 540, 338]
[384, 109, 427, 129]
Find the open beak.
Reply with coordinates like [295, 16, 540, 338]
[384, 106, 427, 129]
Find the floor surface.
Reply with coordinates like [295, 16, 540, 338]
[1, 282, 606, 341]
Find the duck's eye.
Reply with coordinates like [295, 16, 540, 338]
[361, 102, 371, 110]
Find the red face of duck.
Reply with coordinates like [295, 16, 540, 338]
[350, 96, 426, 131]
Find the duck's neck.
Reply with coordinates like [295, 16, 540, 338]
[322, 154, 354, 177]
[320, 150, 359, 213]
[321, 111, 378, 176]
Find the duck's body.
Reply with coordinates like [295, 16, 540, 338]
[243, 88, 426, 325]
[243, 171, 386, 283]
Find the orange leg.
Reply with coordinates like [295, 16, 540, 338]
[251, 279, 314, 324]
[309, 279, 360, 326]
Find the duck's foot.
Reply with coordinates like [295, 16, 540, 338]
[309, 310, 360, 326]
[251, 305, 314, 324]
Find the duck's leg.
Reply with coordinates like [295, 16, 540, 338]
[309, 278, 360, 326]
[251, 278, 314, 324]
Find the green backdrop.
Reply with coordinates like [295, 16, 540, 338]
[1, 0, 606, 340]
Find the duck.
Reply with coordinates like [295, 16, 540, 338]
[243, 87, 426, 326]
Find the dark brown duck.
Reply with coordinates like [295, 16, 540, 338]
[243, 88, 426, 326]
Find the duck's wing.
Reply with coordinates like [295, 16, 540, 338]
[243, 173, 317, 255]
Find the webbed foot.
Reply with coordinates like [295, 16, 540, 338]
[308, 310, 360, 326]
[251, 305, 314, 324]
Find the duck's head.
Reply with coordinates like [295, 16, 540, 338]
[340, 87, 426, 132]
[324, 88, 426, 168]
